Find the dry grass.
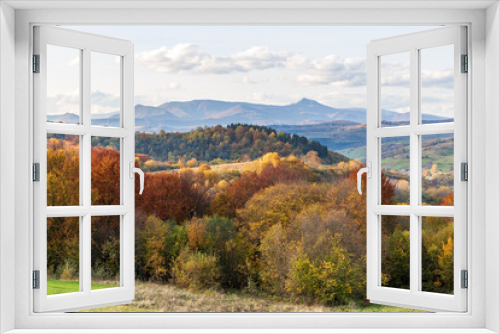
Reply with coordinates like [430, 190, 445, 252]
[79, 281, 424, 313]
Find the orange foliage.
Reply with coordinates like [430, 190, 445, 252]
[135, 172, 194, 223]
[91, 147, 121, 205]
[187, 218, 207, 251]
[211, 161, 310, 218]
[47, 140, 80, 206]
[441, 193, 454, 206]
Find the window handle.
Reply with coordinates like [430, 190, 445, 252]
[129, 161, 145, 195]
[357, 162, 371, 195]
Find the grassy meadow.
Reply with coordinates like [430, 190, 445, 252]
[55, 280, 425, 313]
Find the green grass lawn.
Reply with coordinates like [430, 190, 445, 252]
[47, 280, 119, 295]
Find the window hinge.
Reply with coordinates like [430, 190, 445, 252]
[461, 162, 468, 181]
[33, 54, 40, 73]
[33, 270, 40, 289]
[461, 270, 468, 289]
[33, 163, 40, 182]
[461, 54, 468, 73]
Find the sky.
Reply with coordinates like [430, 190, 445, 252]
[48, 26, 454, 118]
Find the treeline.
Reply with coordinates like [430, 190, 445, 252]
[47, 137, 455, 307]
[131, 124, 348, 165]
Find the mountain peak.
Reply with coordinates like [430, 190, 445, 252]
[293, 98, 325, 107]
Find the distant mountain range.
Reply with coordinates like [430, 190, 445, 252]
[47, 98, 451, 132]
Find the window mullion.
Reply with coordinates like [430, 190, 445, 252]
[82, 48, 91, 294]
[409, 47, 420, 295]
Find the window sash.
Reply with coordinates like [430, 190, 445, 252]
[32, 25, 135, 313]
[366, 26, 468, 312]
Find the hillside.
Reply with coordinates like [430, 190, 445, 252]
[90, 124, 348, 165]
[134, 124, 348, 165]
[47, 98, 449, 132]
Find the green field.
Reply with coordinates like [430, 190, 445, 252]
[47, 280, 119, 295]
[338, 146, 367, 161]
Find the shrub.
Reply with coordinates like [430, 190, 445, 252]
[382, 228, 410, 289]
[259, 224, 293, 294]
[421, 217, 454, 293]
[171, 250, 221, 291]
[60, 259, 78, 281]
[186, 218, 207, 251]
[205, 215, 236, 253]
[135, 215, 171, 282]
[93, 236, 120, 281]
[286, 235, 363, 306]
[237, 182, 329, 244]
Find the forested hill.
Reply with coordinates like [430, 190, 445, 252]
[134, 124, 349, 164]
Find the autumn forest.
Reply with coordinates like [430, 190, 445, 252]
[46, 124, 454, 312]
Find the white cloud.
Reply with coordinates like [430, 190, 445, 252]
[137, 43, 371, 88]
[136, 43, 454, 100]
[422, 69, 453, 88]
[167, 82, 182, 90]
[237, 75, 270, 84]
[240, 76, 255, 84]
[136, 44, 289, 75]
[90, 90, 120, 113]
[294, 55, 366, 87]
[47, 90, 80, 115]
[47, 90, 120, 115]
[381, 63, 453, 89]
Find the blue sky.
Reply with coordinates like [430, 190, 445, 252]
[49, 26, 453, 117]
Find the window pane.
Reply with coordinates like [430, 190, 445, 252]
[47, 217, 80, 295]
[422, 216, 454, 295]
[380, 52, 410, 127]
[420, 45, 454, 124]
[91, 52, 121, 127]
[421, 134, 454, 206]
[381, 137, 410, 205]
[91, 216, 120, 289]
[381, 215, 410, 290]
[46, 45, 80, 124]
[47, 134, 80, 206]
[91, 137, 120, 205]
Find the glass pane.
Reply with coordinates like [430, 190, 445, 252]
[91, 216, 120, 289]
[381, 215, 410, 290]
[47, 134, 80, 206]
[381, 136, 410, 205]
[91, 137, 120, 205]
[46, 45, 80, 124]
[422, 216, 454, 295]
[380, 52, 410, 127]
[422, 134, 454, 206]
[420, 45, 454, 124]
[47, 217, 80, 295]
[91, 52, 121, 127]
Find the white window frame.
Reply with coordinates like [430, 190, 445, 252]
[1, 2, 499, 333]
